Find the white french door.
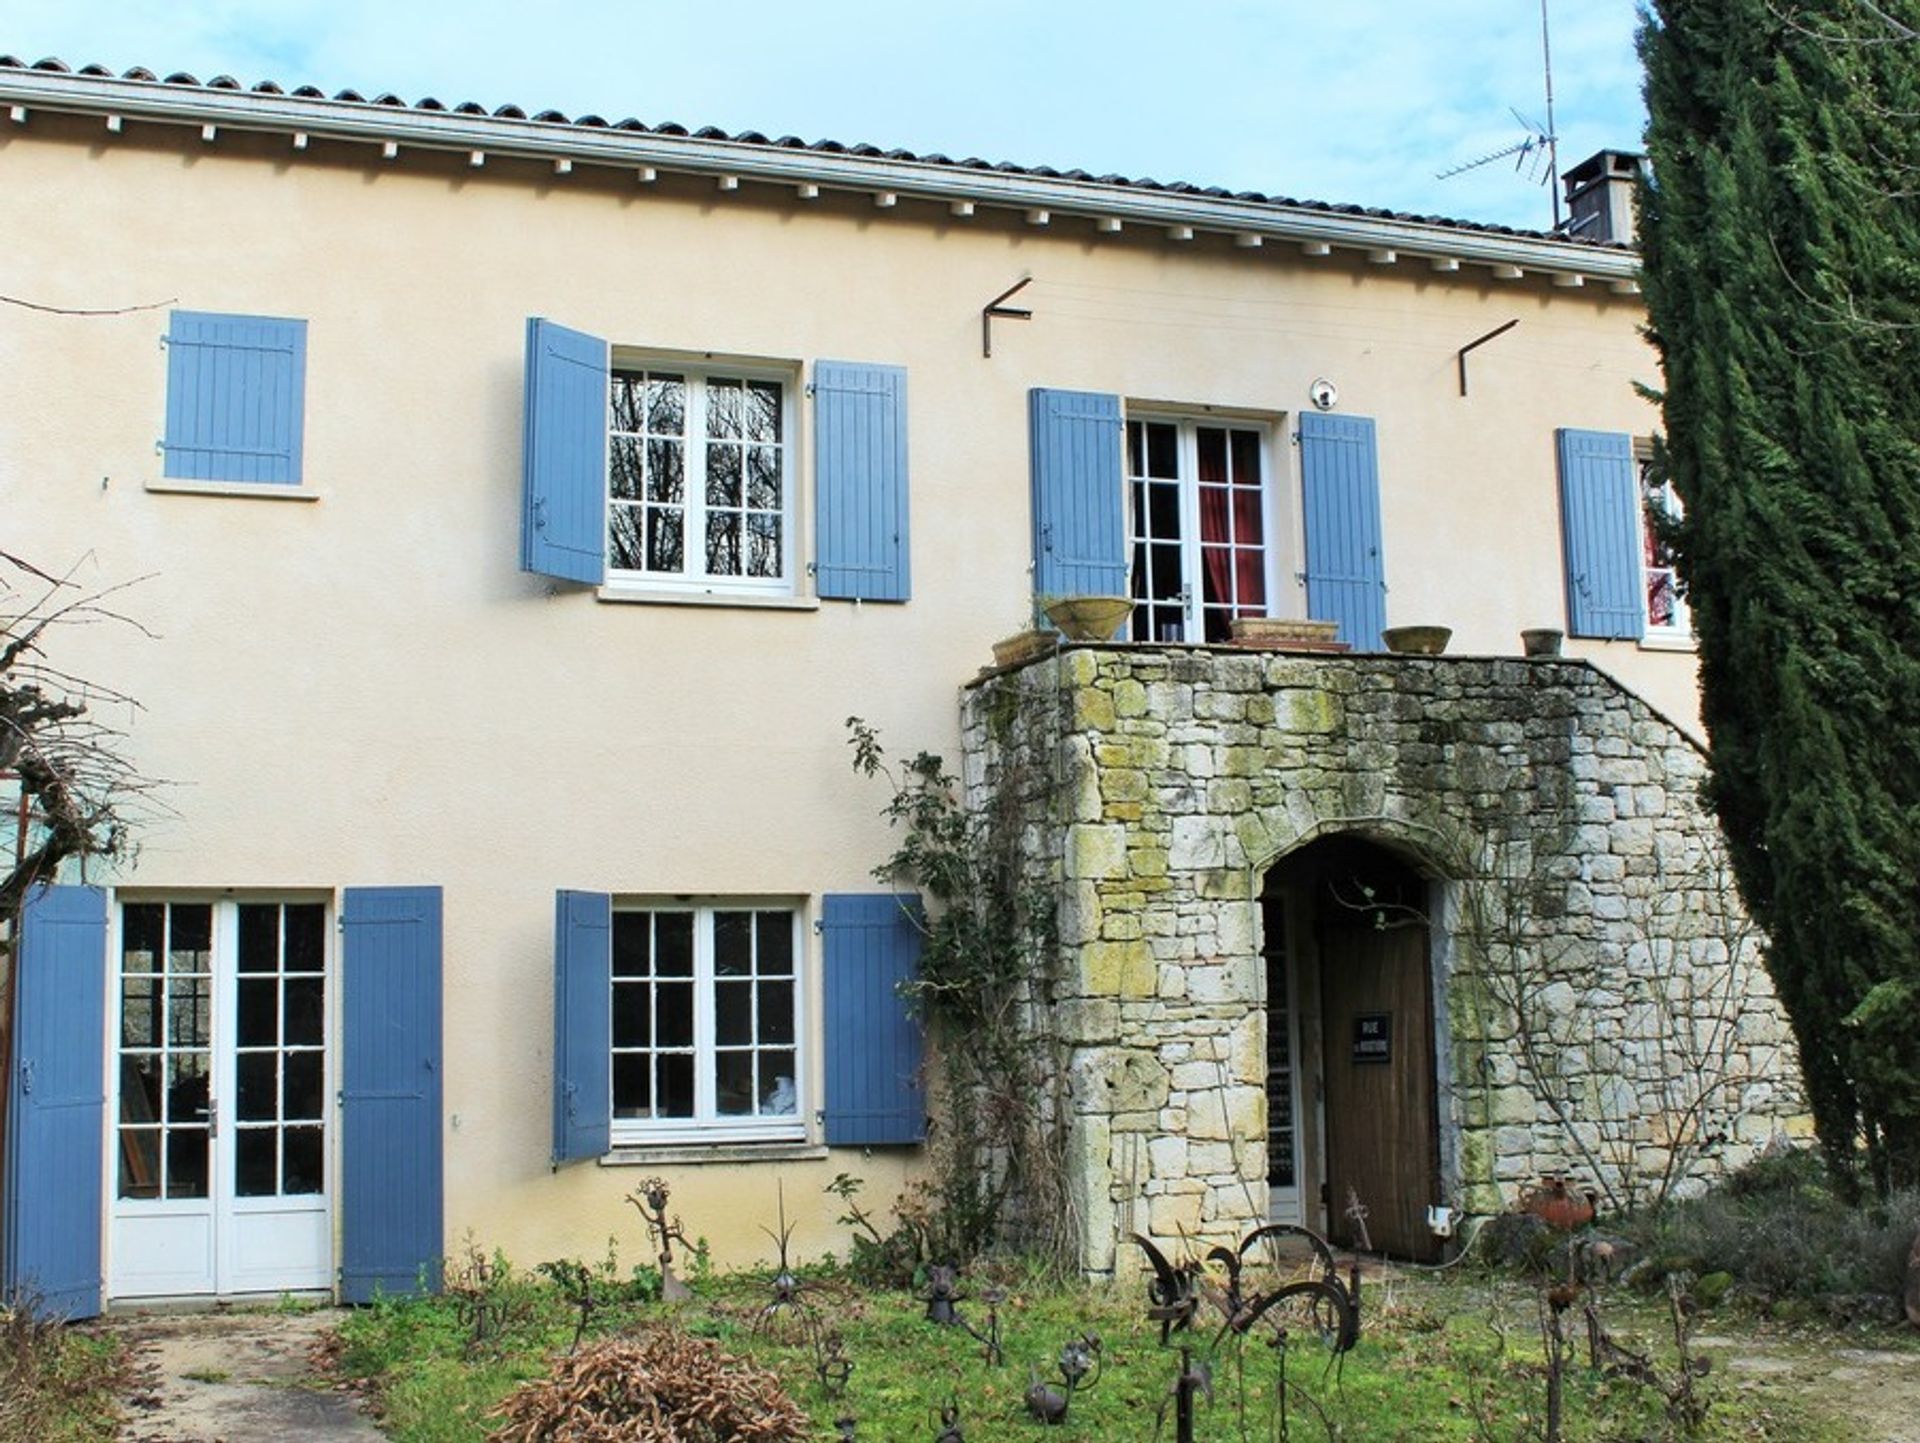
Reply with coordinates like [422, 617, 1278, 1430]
[109, 898, 332, 1298]
[1127, 416, 1273, 644]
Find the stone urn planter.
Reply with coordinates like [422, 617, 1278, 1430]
[1382, 624, 1451, 656]
[1521, 627, 1564, 657]
[1042, 595, 1133, 642]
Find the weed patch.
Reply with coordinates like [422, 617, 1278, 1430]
[0, 1304, 123, 1443]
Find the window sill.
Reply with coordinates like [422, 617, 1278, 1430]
[145, 480, 319, 502]
[1638, 631, 1697, 653]
[596, 586, 819, 611]
[600, 1140, 824, 1167]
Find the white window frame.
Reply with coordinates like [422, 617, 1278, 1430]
[1124, 410, 1281, 643]
[609, 899, 806, 1147]
[1636, 439, 1693, 645]
[605, 357, 798, 598]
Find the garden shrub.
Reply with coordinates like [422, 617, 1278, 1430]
[1621, 1150, 1920, 1303]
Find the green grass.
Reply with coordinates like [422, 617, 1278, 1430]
[329, 1257, 1859, 1443]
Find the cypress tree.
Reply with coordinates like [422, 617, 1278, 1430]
[1640, 0, 1920, 1195]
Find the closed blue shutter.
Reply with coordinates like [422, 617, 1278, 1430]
[1029, 388, 1126, 601]
[521, 317, 609, 584]
[1300, 412, 1388, 650]
[1557, 428, 1646, 639]
[163, 311, 307, 484]
[815, 361, 910, 601]
[552, 890, 612, 1164]
[821, 894, 925, 1146]
[340, 886, 443, 1302]
[2, 886, 106, 1320]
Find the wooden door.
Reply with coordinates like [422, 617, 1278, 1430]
[1319, 906, 1438, 1260]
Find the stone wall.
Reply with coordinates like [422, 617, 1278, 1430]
[961, 646, 1808, 1275]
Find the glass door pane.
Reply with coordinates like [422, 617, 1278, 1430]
[117, 902, 213, 1199]
[232, 903, 328, 1197]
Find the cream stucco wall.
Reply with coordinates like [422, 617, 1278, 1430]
[3, 113, 1686, 1281]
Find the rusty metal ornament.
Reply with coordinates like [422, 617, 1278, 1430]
[933, 1399, 965, 1442]
[1131, 1222, 1362, 1358]
[627, 1177, 693, 1303]
[1025, 1331, 1102, 1425]
[919, 1262, 963, 1326]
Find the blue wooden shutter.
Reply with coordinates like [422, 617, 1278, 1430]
[163, 311, 307, 484]
[521, 317, 609, 584]
[1029, 388, 1126, 601]
[2, 886, 106, 1320]
[552, 891, 612, 1165]
[821, 894, 925, 1146]
[1556, 428, 1646, 639]
[340, 886, 443, 1302]
[1300, 412, 1388, 650]
[814, 361, 910, 602]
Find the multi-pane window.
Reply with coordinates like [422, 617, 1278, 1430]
[611, 905, 801, 1138]
[608, 369, 788, 589]
[1638, 446, 1689, 635]
[1128, 417, 1269, 643]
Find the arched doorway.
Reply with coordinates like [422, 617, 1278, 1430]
[1261, 835, 1441, 1260]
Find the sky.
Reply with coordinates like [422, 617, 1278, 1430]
[1, 1, 1649, 231]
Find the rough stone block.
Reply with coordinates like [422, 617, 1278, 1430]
[1147, 1191, 1206, 1236]
[1069, 824, 1131, 880]
[1148, 1135, 1189, 1180]
[1170, 816, 1225, 871]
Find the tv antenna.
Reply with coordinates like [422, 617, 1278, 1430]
[1435, 0, 1563, 230]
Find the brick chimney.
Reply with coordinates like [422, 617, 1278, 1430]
[1562, 150, 1646, 244]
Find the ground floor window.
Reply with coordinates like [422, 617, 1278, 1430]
[1128, 415, 1271, 643]
[611, 905, 801, 1140]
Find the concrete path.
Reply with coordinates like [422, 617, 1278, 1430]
[1699, 1332, 1920, 1443]
[107, 1308, 384, 1443]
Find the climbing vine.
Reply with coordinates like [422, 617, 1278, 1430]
[846, 716, 1073, 1272]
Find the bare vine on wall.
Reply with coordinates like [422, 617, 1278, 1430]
[1458, 833, 1784, 1215]
[846, 715, 1074, 1272]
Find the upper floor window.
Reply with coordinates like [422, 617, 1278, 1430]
[1127, 416, 1270, 642]
[608, 368, 790, 591]
[1638, 444, 1689, 636]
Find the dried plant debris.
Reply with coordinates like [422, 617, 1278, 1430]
[487, 1328, 809, 1442]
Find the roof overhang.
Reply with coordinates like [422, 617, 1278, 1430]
[0, 67, 1641, 289]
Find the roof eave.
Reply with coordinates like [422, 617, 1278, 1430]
[0, 69, 1641, 283]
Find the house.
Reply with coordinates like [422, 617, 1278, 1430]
[0, 56, 1805, 1315]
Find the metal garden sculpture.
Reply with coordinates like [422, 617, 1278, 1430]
[1024, 1332, 1101, 1425]
[1130, 1223, 1361, 1357]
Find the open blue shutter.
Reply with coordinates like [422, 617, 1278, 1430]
[1029, 388, 1126, 601]
[821, 894, 925, 1146]
[2, 886, 106, 1320]
[1557, 429, 1645, 639]
[521, 317, 609, 584]
[340, 886, 443, 1302]
[815, 361, 910, 601]
[552, 891, 612, 1164]
[163, 311, 307, 484]
[1300, 412, 1388, 650]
